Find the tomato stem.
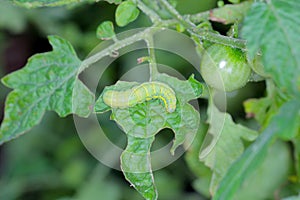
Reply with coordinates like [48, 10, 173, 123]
[145, 35, 158, 80]
[157, 0, 246, 49]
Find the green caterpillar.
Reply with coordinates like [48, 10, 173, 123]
[103, 82, 177, 113]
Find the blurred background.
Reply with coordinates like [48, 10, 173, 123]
[0, 0, 270, 200]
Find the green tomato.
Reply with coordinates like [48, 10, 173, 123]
[200, 44, 251, 92]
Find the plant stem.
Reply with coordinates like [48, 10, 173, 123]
[145, 35, 158, 80]
[196, 31, 246, 49]
[158, 0, 197, 28]
[156, 2, 251, 28]
[81, 2, 250, 71]
[157, 0, 246, 49]
[137, 0, 161, 23]
[189, 1, 251, 24]
[80, 27, 163, 73]
[188, 11, 210, 24]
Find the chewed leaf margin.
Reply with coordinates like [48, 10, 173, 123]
[95, 73, 203, 200]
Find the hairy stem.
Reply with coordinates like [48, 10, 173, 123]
[80, 27, 160, 72]
[137, 0, 161, 23]
[157, 0, 246, 49]
[145, 35, 158, 80]
[81, 2, 251, 71]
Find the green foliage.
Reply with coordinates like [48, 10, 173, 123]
[185, 122, 212, 197]
[233, 141, 291, 200]
[214, 99, 300, 200]
[0, 0, 299, 200]
[0, 36, 94, 144]
[212, 2, 300, 197]
[242, 0, 300, 95]
[208, 1, 251, 24]
[95, 73, 203, 199]
[244, 80, 285, 128]
[96, 21, 115, 40]
[200, 102, 257, 194]
[115, 0, 140, 27]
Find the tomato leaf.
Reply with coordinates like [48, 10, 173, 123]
[95, 73, 203, 199]
[214, 99, 300, 200]
[96, 21, 115, 40]
[115, 0, 140, 27]
[244, 80, 285, 129]
[121, 136, 158, 200]
[242, 0, 300, 94]
[200, 102, 257, 194]
[233, 141, 291, 200]
[208, 1, 251, 24]
[0, 35, 94, 144]
[275, 99, 300, 140]
[185, 122, 212, 198]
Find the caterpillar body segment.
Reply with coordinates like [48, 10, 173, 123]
[103, 82, 176, 113]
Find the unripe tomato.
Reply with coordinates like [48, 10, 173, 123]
[200, 44, 251, 92]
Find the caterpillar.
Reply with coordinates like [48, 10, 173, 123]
[103, 82, 177, 113]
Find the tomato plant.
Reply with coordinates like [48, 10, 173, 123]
[0, 0, 299, 200]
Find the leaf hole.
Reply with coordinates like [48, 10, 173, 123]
[151, 128, 173, 151]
